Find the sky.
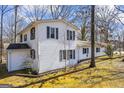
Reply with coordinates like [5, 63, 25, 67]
[1, 5, 124, 40]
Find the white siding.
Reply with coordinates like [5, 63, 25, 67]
[16, 25, 39, 71]
[8, 49, 30, 72]
[37, 21, 78, 73]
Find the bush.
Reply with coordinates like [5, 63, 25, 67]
[22, 58, 33, 74]
[104, 44, 114, 58]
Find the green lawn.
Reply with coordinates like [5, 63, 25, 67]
[0, 55, 124, 88]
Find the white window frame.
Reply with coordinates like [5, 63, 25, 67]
[60, 50, 75, 62]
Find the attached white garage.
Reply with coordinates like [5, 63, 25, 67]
[7, 43, 31, 72]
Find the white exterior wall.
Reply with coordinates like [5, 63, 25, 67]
[95, 47, 106, 57]
[16, 25, 39, 71]
[37, 21, 78, 73]
[13, 20, 106, 73]
[77, 47, 106, 61]
[7, 49, 30, 72]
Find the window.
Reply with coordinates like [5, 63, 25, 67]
[51, 28, 55, 38]
[30, 49, 35, 59]
[73, 31, 75, 40]
[59, 50, 63, 61]
[30, 27, 35, 40]
[47, 26, 58, 39]
[83, 48, 89, 54]
[20, 34, 23, 42]
[96, 48, 100, 52]
[24, 34, 27, 41]
[60, 50, 75, 61]
[67, 30, 75, 40]
[63, 50, 66, 60]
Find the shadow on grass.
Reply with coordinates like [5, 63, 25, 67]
[0, 63, 26, 80]
[15, 67, 89, 88]
[85, 70, 124, 88]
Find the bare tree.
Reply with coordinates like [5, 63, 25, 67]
[14, 5, 19, 43]
[49, 5, 75, 20]
[89, 5, 96, 68]
[0, 5, 14, 63]
[73, 6, 91, 41]
[95, 6, 119, 43]
[21, 5, 48, 22]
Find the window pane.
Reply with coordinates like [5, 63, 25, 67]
[87, 48, 89, 53]
[73, 31, 75, 40]
[51, 28, 55, 38]
[24, 34, 27, 41]
[70, 50, 72, 59]
[59, 50, 62, 61]
[30, 49, 35, 59]
[67, 30, 69, 40]
[63, 50, 66, 59]
[30, 27, 35, 40]
[73, 50, 75, 59]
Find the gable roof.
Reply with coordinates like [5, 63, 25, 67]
[18, 19, 80, 35]
[7, 43, 31, 50]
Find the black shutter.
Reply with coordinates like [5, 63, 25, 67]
[73, 31, 75, 40]
[73, 50, 75, 59]
[47, 26, 50, 38]
[33, 50, 35, 59]
[30, 50, 32, 58]
[70, 31, 72, 40]
[56, 28, 58, 39]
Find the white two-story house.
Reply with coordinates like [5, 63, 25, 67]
[7, 19, 106, 73]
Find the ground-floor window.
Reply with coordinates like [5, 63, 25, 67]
[82, 48, 89, 54]
[60, 50, 75, 61]
[30, 49, 35, 59]
[96, 48, 100, 52]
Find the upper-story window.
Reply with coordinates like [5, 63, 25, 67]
[83, 48, 89, 54]
[20, 34, 23, 42]
[96, 48, 100, 52]
[24, 34, 27, 41]
[67, 30, 75, 40]
[47, 26, 58, 39]
[30, 27, 35, 40]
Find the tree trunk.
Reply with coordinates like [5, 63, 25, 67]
[0, 13, 3, 63]
[89, 5, 96, 68]
[14, 5, 18, 43]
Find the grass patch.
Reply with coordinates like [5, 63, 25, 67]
[0, 55, 124, 88]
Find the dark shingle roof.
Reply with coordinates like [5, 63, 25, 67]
[7, 43, 31, 50]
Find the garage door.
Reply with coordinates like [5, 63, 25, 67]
[9, 50, 29, 71]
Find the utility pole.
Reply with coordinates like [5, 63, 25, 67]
[89, 5, 96, 68]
